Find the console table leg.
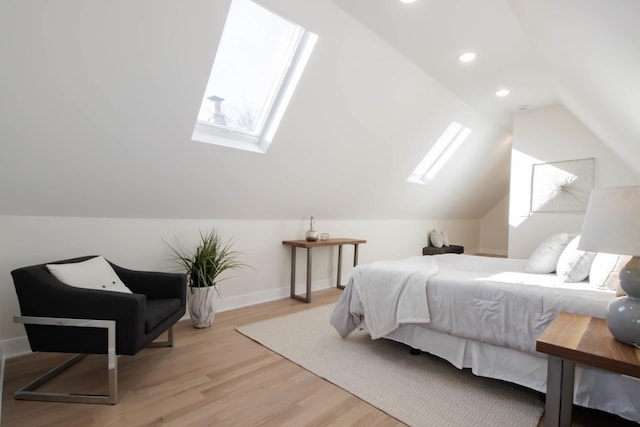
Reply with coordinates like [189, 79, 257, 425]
[337, 245, 344, 289]
[290, 247, 312, 303]
[283, 238, 365, 302]
[290, 246, 297, 299]
[354, 244, 359, 266]
[305, 247, 312, 302]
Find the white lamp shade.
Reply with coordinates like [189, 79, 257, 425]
[578, 185, 640, 256]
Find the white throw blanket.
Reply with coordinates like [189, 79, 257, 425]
[331, 256, 438, 339]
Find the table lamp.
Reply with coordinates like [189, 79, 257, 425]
[578, 185, 640, 347]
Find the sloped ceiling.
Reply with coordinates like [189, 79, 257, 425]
[0, 0, 511, 220]
[508, 0, 640, 176]
[329, 0, 556, 132]
[331, 0, 640, 177]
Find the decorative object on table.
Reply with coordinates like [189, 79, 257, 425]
[319, 232, 330, 241]
[305, 216, 319, 242]
[530, 158, 594, 212]
[578, 185, 640, 347]
[168, 229, 249, 328]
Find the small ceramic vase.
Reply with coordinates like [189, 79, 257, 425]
[306, 216, 319, 242]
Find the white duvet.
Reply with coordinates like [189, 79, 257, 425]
[331, 254, 616, 353]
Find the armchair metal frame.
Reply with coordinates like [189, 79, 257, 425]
[13, 315, 175, 405]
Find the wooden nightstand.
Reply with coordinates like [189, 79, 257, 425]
[536, 312, 640, 427]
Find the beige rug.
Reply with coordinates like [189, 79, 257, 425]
[237, 304, 544, 427]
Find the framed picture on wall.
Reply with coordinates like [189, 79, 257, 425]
[530, 158, 595, 213]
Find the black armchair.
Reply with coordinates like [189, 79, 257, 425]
[11, 255, 187, 404]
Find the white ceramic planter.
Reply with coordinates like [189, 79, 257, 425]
[187, 286, 216, 328]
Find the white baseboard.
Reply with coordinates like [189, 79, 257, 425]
[476, 248, 508, 257]
[0, 339, 28, 424]
[216, 277, 338, 313]
[1, 336, 31, 360]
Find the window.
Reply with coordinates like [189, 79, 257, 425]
[407, 121, 471, 184]
[192, 0, 318, 153]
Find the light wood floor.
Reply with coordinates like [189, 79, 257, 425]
[2, 288, 637, 427]
[2, 289, 402, 427]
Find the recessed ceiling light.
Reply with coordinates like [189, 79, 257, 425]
[458, 52, 476, 63]
[400, 0, 417, 3]
[496, 89, 510, 97]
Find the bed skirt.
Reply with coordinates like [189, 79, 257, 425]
[383, 324, 640, 423]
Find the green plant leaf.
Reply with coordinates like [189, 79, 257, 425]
[166, 229, 251, 291]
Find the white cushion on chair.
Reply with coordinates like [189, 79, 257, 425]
[47, 256, 132, 293]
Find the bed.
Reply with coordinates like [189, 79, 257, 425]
[330, 253, 640, 423]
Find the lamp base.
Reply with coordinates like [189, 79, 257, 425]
[620, 256, 640, 297]
[606, 296, 640, 348]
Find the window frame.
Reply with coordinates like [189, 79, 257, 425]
[192, 0, 318, 154]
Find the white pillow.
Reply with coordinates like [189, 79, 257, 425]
[47, 256, 132, 294]
[589, 253, 632, 293]
[430, 230, 444, 248]
[525, 232, 573, 274]
[556, 235, 597, 282]
[441, 231, 450, 247]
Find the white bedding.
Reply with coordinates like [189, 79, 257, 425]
[329, 253, 639, 422]
[331, 254, 614, 353]
[333, 256, 438, 339]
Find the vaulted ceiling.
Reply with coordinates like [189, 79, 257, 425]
[330, 0, 640, 176]
[0, 0, 636, 220]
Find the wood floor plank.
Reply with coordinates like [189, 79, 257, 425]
[2, 289, 403, 427]
[1, 287, 634, 426]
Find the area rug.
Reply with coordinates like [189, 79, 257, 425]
[237, 304, 544, 427]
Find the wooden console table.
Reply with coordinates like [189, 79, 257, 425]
[536, 312, 640, 427]
[282, 238, 366, 303]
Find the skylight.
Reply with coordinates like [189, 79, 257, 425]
[407, 122, 471, 184]
[192, 0, 318, 153]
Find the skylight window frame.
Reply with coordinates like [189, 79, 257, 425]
[192, 0, 318, 154]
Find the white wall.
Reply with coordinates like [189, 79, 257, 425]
[508, 104, 640, 258]
[509, 0, 640, 177]
[0, 215, 480, 349]
[0, 0, 509, 221]
[479, 195, 509, 256]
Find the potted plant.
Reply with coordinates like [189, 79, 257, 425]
[168, 229, 248, 328]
